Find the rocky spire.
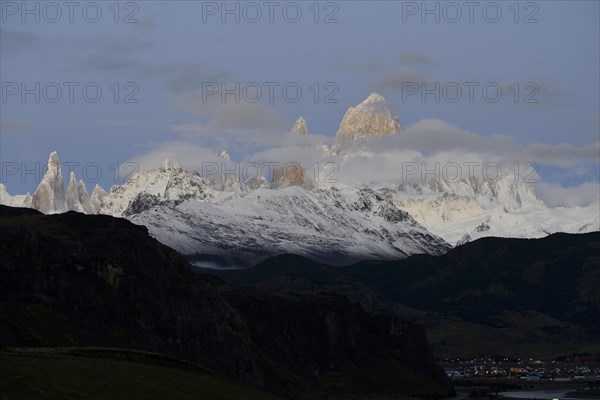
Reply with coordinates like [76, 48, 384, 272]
[89, 184, 107, 214]
[335, 93, 400, 144]
[219, 150, 231, 161]
[66, 171, 91, 213]
[291, 116, 308, 135]
[32, 151, 68, 214]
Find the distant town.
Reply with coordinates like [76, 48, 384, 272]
[442, 355, 600, 383]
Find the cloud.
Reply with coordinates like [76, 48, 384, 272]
[369, 69, 570, 109]
[0, 29, 43, 56]
[330, 118, 598, 189]
[370, 67, 431, 90]
[496, 79, 570, 109]
[170, 86, 291, 140]
[166, 67, 232, 93]
[64, 34, 232, 93]
[397, 119, 599, 167]
[0, 119, 32, 133]
[128, 115, 598, 207]
[395, 51, 435, 65]
[170, 101, 289, 137]
[126, 141, 221, 172]
[356, 60, 388, 73]
[125, 133, 335, 183]
[400, 119, 507, 151]
[352, 52, 434, 79]
[533, 79, 568, 101]
[132, 20, 157, 30]
[206, 102, 289, 132]
[526, 141, 599, 167]
[245, 134, 334, 165]
[74, 36, 153, 72]
[86, 60, 232, 92]
[533, 182, 600, 208]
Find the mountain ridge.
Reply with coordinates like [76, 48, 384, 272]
[1, 149, 597, 266]
[0, 92, 597, 264]
[208, 231, 600, 359]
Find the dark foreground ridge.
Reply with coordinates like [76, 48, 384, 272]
[0, 205, 453, 399]
[213, 231, 600, 360]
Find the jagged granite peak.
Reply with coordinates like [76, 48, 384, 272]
[32, 151, 68, 214]
[356, 93, 391, 114]
[66, 171, 92, 213]
[89, 184, 107, 214]
[219, 150, 231, 161]
[336, 93, 400, 143]
[291, 116, 308, 135]
[0, 183, 32, 208]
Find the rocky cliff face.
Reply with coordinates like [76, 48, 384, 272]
[221, 287, 453, 396]
[0, 205, 263, 387]
[0, 205, 454, 397]
[336, 93, 400, 144]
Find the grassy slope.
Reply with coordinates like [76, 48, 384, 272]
[0, 348, 449, 400]
[0, 348, 283, 400]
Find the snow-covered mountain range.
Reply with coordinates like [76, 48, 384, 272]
[1, 152, 449, 266]
[1, 93, 598, 266]
[394, 176, 599, 244]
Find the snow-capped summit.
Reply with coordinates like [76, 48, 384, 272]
[394, 174, 598, 244]
[99, 163, 233, 217]
[32, 151, 68, 214]
[336, 93, 400, 144]
[399, 175, 541, 211]
[356, 93, 390, 114]
[291, 116, 308, 135]
[127, 185, 450, 266]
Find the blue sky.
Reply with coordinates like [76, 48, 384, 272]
[1, 0, 599, 196]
